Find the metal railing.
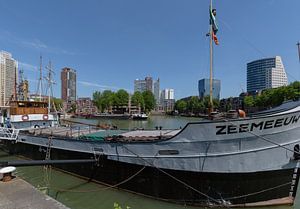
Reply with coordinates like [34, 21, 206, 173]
[0, 127, 19, 141]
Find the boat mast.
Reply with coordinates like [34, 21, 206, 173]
[209, 0, 214, 113]
[45, 61, 55, 114]
[36, 55, 43, 102]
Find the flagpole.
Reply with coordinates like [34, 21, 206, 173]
[209, 0, 214, 114]
[297, 42, 300, 63]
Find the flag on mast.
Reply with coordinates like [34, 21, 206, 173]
[210, 6, 219, 45]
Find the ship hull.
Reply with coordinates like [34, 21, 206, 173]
[4, 140, 298, 207]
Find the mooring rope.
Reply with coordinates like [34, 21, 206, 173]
[122, 146, 227, 207]
[49, 165, 145, 193]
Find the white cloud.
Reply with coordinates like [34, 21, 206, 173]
[18, 62, 38, 72]
[0, 30, 77, 55]
[22, 39, 48, 50]
[78, 81, 132, 92]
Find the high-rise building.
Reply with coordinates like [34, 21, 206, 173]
[134, 76, 155, 93]
[161, 88, 174, 100]
[247, 56, 288, 93]
[61, 67, 76, 104]
[198, 78, 221, 100]
[0, 51, 18, 106]
[153, 78, 160, 105]
[160, 88, 175, 112]
[145, 76, 153, 92]
[134, 79, 146, 92]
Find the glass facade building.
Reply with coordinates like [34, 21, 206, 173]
[198, 78, 221, 100]
[247, 56, 288, 93]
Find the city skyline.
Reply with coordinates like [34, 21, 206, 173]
[0, 0, 299, 99]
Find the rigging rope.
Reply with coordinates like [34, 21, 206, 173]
[50, 166, 145, 193]
[225, 182, 291, 200]
[122, 146, 226, 207]
[222, 118, 300, 155]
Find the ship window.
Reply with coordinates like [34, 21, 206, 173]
[158, 150, 179, 155]
[18, 102, 25, 107]
[294, 144, 300, 160]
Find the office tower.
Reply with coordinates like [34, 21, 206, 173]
[153, 78, 160, 105]
[161, 88, 175, 112]
[61, 67, 76, 103]
[198, 78, 221, 100]
[134, 76, 155, 93]
[247, 56, 288, 93]
[0, 51, 18, 106]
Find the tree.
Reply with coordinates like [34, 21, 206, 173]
[115, 89, 129, 106]
[51, 97, 63, 111]
[175, 100, 187, 113]
[187, 96, 199, 113]
[92, 91, 102, 111]
[101, 90, 114, 112]
[142, 91, 156, 112]
[244, 96, 254, 108]
[68, 103, 76, 113]
[131, 91, 145, 110]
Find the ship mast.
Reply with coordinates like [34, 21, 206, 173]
[45, 61, 55, 113]
[209, 0, 214, 113]
[36, 55, 43, 102]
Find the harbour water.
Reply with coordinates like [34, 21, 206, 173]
[0, 115, 299, 209]
[66, 115, 201, 130]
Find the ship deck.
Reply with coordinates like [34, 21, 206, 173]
[26, 126, 180, 142]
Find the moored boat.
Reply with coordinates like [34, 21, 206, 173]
[0, 1, 300, 207]
[0, 100, 56, 129]
[131, 113, 148, 120]
[1, 100, 300, 207]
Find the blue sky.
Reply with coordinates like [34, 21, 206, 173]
[0, 0, 299, 99]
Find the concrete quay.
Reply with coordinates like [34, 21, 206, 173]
[0, 177, 70, 209]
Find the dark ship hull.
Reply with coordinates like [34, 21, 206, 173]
[5, 140, 298, 207]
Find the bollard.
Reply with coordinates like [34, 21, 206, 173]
[0, 166, 16, 182]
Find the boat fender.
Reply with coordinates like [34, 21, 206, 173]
[238, 109, 246, 118]
[43, 114, 49, 120]
[294, 144, 300, 160]
[34, 125, 40, 129]
[22, 115, 29, 121]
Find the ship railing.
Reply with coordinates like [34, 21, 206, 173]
[0, 127, 19, 141]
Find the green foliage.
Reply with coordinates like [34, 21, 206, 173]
[92, 91, 102, 111]
[243, 96, 254, 108]
[113, 202, 131, 209]
[142, 91, 156, 112]
[175, 96, 219, 114]
[92, 90, 114, 112]
[51, 97, 63, 111]
[253, 82, 300, 109]
[68, 103, 76, 113]
[100, 90, 114, 112]
[131, 91, 145, 109]
[175, 100, 187, 113]
[115, 89, 129, 106]
[93, 89, 156, 113]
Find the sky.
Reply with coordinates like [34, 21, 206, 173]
[0, 0, 299, 99]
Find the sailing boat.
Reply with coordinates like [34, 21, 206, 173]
[1, 1, 300, 207]
[0, 57, 56, 130]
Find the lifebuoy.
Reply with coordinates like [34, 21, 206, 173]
[22, 115, 29, 121]
[43, 114, 49, 120]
